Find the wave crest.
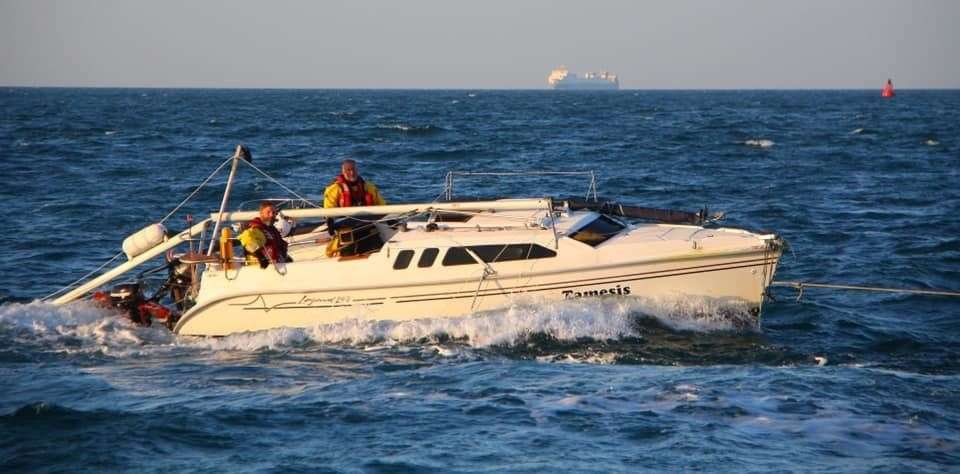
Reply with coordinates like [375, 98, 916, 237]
[1, 296, 757, 356]
[0, 301, 173, 357]
[195, 296, 755, 352]
[744, 139, 775, 148]
[375, 123, 446, 135]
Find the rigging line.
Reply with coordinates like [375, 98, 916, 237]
[771, 281, 960, 298]
[239, 159, 320, 208]
[159, 155, 234, 225]
[44, 155, 236, 301]
[42, 252, 125, 300]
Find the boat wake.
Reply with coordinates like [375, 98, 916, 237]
[0, 296, 767, 364]
[0, 301, 175, 359]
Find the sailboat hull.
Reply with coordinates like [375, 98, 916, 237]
[174, 246, 781, 337]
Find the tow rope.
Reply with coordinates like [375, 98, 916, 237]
[771, 280, 960, 302]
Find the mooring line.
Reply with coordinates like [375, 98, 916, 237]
[771, 280, 960, 301]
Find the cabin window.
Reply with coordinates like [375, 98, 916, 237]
[468, 244, 556, 262]
[468, 245, 518, 263]
[526, 244, 558, 259]
[418, 248, 439, 267]
[569, 215, 626, 247]
[442, 247, 478, 266]
[442, 244, 557, 266]
[393, 250, 414, 270]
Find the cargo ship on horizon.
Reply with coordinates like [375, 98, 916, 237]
[548, 66, 619, 90]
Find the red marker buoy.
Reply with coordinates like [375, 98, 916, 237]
[881, 79, 895, 98]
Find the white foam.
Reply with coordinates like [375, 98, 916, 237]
[225, 298, 637, 350]
[1, 300, 117, 332]
[0, 300, 174, 356]
[2, 294, 755, 355]
[535, 350, 619, 365]
[189, 296, 751, 352]
[925, 139, 939, 146]
[378, 123, 414, 132]
[557, 395, 584, 406]
[197, 326, 310, 352]
[745, 139, 775, 148]
[850, 128, 865, 135]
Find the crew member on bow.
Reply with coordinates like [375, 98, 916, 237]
[322, 159, 386, 256]
[239, 201, 291, 268]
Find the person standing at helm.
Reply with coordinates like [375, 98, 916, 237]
[323, 159, 386, 209]
[322, 160, 386, 256]
[239, 201, 291, 268]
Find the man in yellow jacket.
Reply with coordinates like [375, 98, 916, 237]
[238, 201, 291, 268]
[323, 159, 386, 256]
[323, 159, 386, 208]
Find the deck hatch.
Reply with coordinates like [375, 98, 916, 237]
[568, 215, 626, 247]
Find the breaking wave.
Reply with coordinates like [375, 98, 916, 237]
[374, 123, 446, 135]
[0, 296, 759, 360]
[744, 139, 775, 148]
[201, 296, 757, 351]
[0, 301, 175, 358]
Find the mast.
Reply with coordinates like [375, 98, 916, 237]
[206, 145, 250, 255]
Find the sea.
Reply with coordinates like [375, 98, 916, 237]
[1, 88, 958, 472]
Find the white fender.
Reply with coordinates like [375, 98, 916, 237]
[122, 223, 167, 260]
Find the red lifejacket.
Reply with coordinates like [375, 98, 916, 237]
[247, 217, 288, 262]
[335, 175, 375, 207]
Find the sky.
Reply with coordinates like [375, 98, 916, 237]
[1, 0, 958, 89]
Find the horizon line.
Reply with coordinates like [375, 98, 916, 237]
[4, 85, 958, 91]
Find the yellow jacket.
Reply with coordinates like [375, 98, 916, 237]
[238, 227, 268, 265]
[323, 179, 386, 208]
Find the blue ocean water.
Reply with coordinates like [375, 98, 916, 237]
[1, 88, 958, 472]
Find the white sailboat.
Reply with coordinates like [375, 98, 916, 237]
[48, 146, 784, 337]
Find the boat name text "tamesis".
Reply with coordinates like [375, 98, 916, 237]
[562, 285, 632, 299]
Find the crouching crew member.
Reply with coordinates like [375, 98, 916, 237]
[322, 159, 386, 256]
[239, 201, 291, 268]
